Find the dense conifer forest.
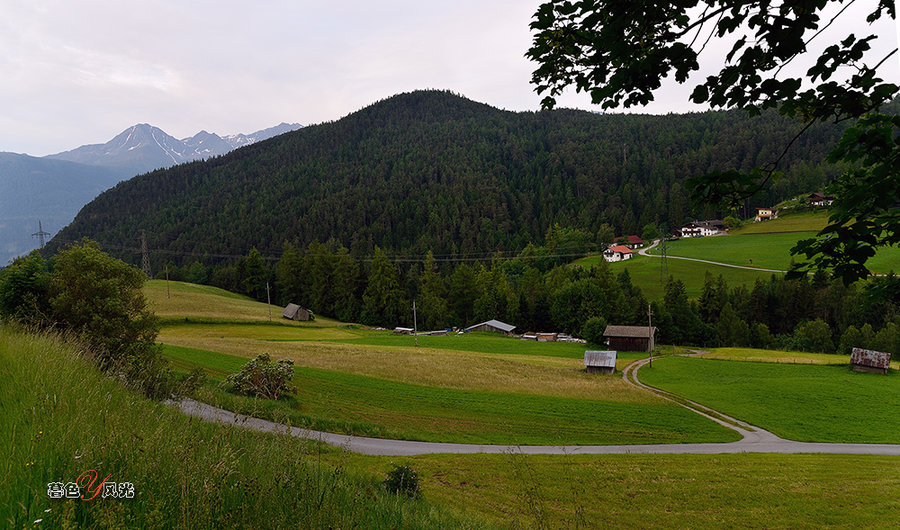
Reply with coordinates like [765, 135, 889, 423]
[52, 90, 845, 263]
[39, 90, 898, 354]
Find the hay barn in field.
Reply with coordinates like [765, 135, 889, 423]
[851, 347, 891, 374]
[603, 325, 656, 352]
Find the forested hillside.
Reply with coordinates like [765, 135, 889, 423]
[50, 90, 845, 265]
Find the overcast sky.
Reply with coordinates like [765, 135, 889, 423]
[2, 0, 898, 156]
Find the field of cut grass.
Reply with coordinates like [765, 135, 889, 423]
[342, 452, 900, 529]
[163, 344, 736, 444]
[573, 254, 775, 299]
[330, 330, 593, 358]
[159, 326, 646, 395]
[702, 347, 900, 369]
[640, 355, 900, 443]
[0, 326, 479, 529]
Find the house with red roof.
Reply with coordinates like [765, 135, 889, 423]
[602, 245, 634, 262]
[614, 235, 644, 249]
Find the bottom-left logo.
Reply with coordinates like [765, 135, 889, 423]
[47, 470, 135, 500]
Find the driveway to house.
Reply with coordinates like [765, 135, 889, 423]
[176, 353, 900, 456]
[637, 239, 788, 273]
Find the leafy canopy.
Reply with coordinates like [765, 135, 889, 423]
[528, 0, 899, 284]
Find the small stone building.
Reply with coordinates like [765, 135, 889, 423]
[603, 325, 656, 352]
[851, 347, 891, 374]
[281, 303, 312, 321]
[584, 350, 617, 374]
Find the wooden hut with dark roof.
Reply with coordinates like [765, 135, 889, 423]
[603, 325, 656, 352]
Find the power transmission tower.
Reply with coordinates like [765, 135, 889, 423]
[140, 230, 151, 278]
[32, 220, 50, 249]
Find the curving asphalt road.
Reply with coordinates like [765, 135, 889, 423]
[175, 353, 900, 456]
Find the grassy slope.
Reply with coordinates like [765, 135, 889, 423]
[574, 211, 898, 300]
[342, 453, 900, 529]
[640, 355, 900, 443]
[0, 327, 480, 529]
[653, 211, 899, 273]
[574, 254, 774, 299]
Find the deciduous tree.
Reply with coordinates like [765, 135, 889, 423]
[528, 0, 898, 283]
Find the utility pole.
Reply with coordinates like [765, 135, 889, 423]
[32, 220, 50, 249]
[266, 282, 272, 321]
[647, 303, 653, 368]
[165, 265, 170, 299]
[658, 238, 668, 285]
[413, 299, 418, 347]
[140, 230, 151, 278]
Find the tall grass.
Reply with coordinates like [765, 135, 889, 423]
[0, 326, 483, 528]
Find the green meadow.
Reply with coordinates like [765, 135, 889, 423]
[4, 278, 899, 528]
[6, 328, 898, 529]
[640, 355, 900, 443]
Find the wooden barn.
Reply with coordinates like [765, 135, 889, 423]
[851, 347, 891, 374]
[584, 350, 617, 374]
[603, 325, 656, 352]
[465, 319, 517, 335]
[281, 303, 312, 321]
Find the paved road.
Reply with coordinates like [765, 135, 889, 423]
[638, 239, 787, 273]
[176, 353, 900, 456]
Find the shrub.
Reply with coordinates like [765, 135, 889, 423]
[383, 463, 421, 498]
[225, 353, 295, 399]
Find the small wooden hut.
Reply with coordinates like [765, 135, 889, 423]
[281, 303, 311, 321]
[584, 350, 617, 374]
[851, 347, 891, 374]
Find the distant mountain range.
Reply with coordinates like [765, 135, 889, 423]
[1, 122, 302, 265]
[51, 90, 848, 271]
[45, 122, 302, 176]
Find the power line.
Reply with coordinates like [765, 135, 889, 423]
[31, 220, 50, 249]
[50, 237, 612, 265]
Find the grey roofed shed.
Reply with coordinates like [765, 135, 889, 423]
[465, 319, 517, 335]
[281, 303, 311, 321]
[584, 350, 617, 374]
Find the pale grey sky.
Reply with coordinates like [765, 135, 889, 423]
[1, 0, 897, 156]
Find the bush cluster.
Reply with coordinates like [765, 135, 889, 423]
[225, 353, 295, 400]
